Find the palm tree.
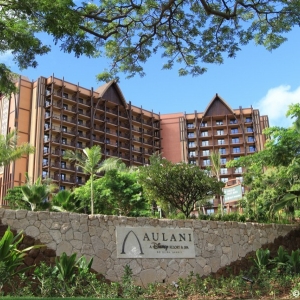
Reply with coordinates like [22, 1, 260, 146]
[209, 151, 224, 215]
[0, 130, 34, 167]
[63, 145, 124, 215]
[51, 190, 82, 212]
[21, 173, 56, 211]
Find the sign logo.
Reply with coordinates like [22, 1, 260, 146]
[116, 227, 195, 258]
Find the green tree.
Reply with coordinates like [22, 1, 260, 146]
[51, 190, 83, 213]
[227, 121, 300, 221]
[0, 130, 34, 167]
[21, 173, 56, 211]
[74, 169, 147, 216]
[1, 0, 299, 93]
[96, 169, 147, 216]
[64, 146, 123, 215]
[209, 151, 224, 215]
[138, 155, 223, 218]
[3, 186, 30, 210]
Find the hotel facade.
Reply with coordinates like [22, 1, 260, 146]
[0, 75, 269, 210]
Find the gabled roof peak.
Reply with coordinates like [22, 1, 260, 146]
[203, 94, 235, 117]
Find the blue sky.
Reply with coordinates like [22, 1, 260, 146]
[1, 27, 299, 128]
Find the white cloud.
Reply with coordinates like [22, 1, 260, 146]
[255, 85, 300, 127]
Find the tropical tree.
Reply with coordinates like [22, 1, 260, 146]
[209, 151, 224, 215]
[1, 0, 299, 93]
[21, 173, 56, 211]
[63, 145, 123, 214]
[0, 130, 34, 167]
[138, 154, 223, 218]
[4, 186, 30, 210]
[51, 190, 83, 213]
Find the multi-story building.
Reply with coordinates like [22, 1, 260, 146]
[0, 76, 269, 212]
[0, 75, 161, 206]
[160, 94, 269, 213]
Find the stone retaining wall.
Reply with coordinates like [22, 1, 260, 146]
[0, 208, 297, 286]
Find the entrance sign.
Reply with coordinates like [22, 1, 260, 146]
[223, 184, 243, 203]
[116, 227, 195, 258]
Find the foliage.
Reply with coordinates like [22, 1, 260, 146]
[254, 248, 270, 271]
[21, 173, 56, 211]
[4, 186, 30, 210]
[0, 130, 34, 167]
[64, 145, 123, 214]
[227, 120, 300, 222]
[138, 154, 223, 218]
[51, 190, 83, 212]
[74, 169, 147, 216]
[0, 227, 41, 291]
[2, 0, 300, 93]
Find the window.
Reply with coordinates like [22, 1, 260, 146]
[63, 115, 67, 121]
[189, 160, 196, 165]
[234, 156, 240, 160]
[206, 208, 215, 215]
[62, 126, 67, 132]
[61, 161, 66, 169]
[248, 136, 255, 142]
[216, 120, 223, 125]
[105, 138, 110, 144]
[217, 130, 224, 135]
[218, 139, 225, 145]
[202, 140, 209, 146]
[78, 97, 84, 104]
[246, 117, 252, 123]
[187, 123, 194, 129]
[235, 167, 242, 173]
[60, 186, 66, 190]
[78, 119, 83, 125]
[203, 159, 210, 166]
[45, 100, 51, 106]
[201, 122, 208, 127]
[61, 173, 66, 181]
[221, 178, 228, 183]
[45, 111, 50, 118]
[105, 149, 110, 155]
[189, 142, 196, 147]
[77, 141, 83, 148]
[247, 127, 253, 132]
[62, 138, 67, 144]
[42, 171, 48, 179]
[78, 108, 83, 114]
[43, 146, 49, 154]
[105, 128, 110, 133]
[63, 92, 68, 99]
[232, 137, 239, 144]
[78, 130, 83, 136]
[219, 148, 226, 155]
[201, 131, 208, 137]
[188, 132, 195, 138]
[202, 150, 210, 156]
[189, 151, 196, 157]
[236, 176, 243, 183]
[221, 158, 227, 164]
[231, 128, 238, 134]
[45, 123, 50, 130]
[230, 119, 237, 124]
[44, 134, 49, 142]
[42, 158, 48, 166]
[61, 149, 66, 155]
[233, 147, 240, 153]
[249, 146, 256, 152]
[76, 176, 82, 184]
[220, 168, 227, 175]
[63, 104, 68, 110]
